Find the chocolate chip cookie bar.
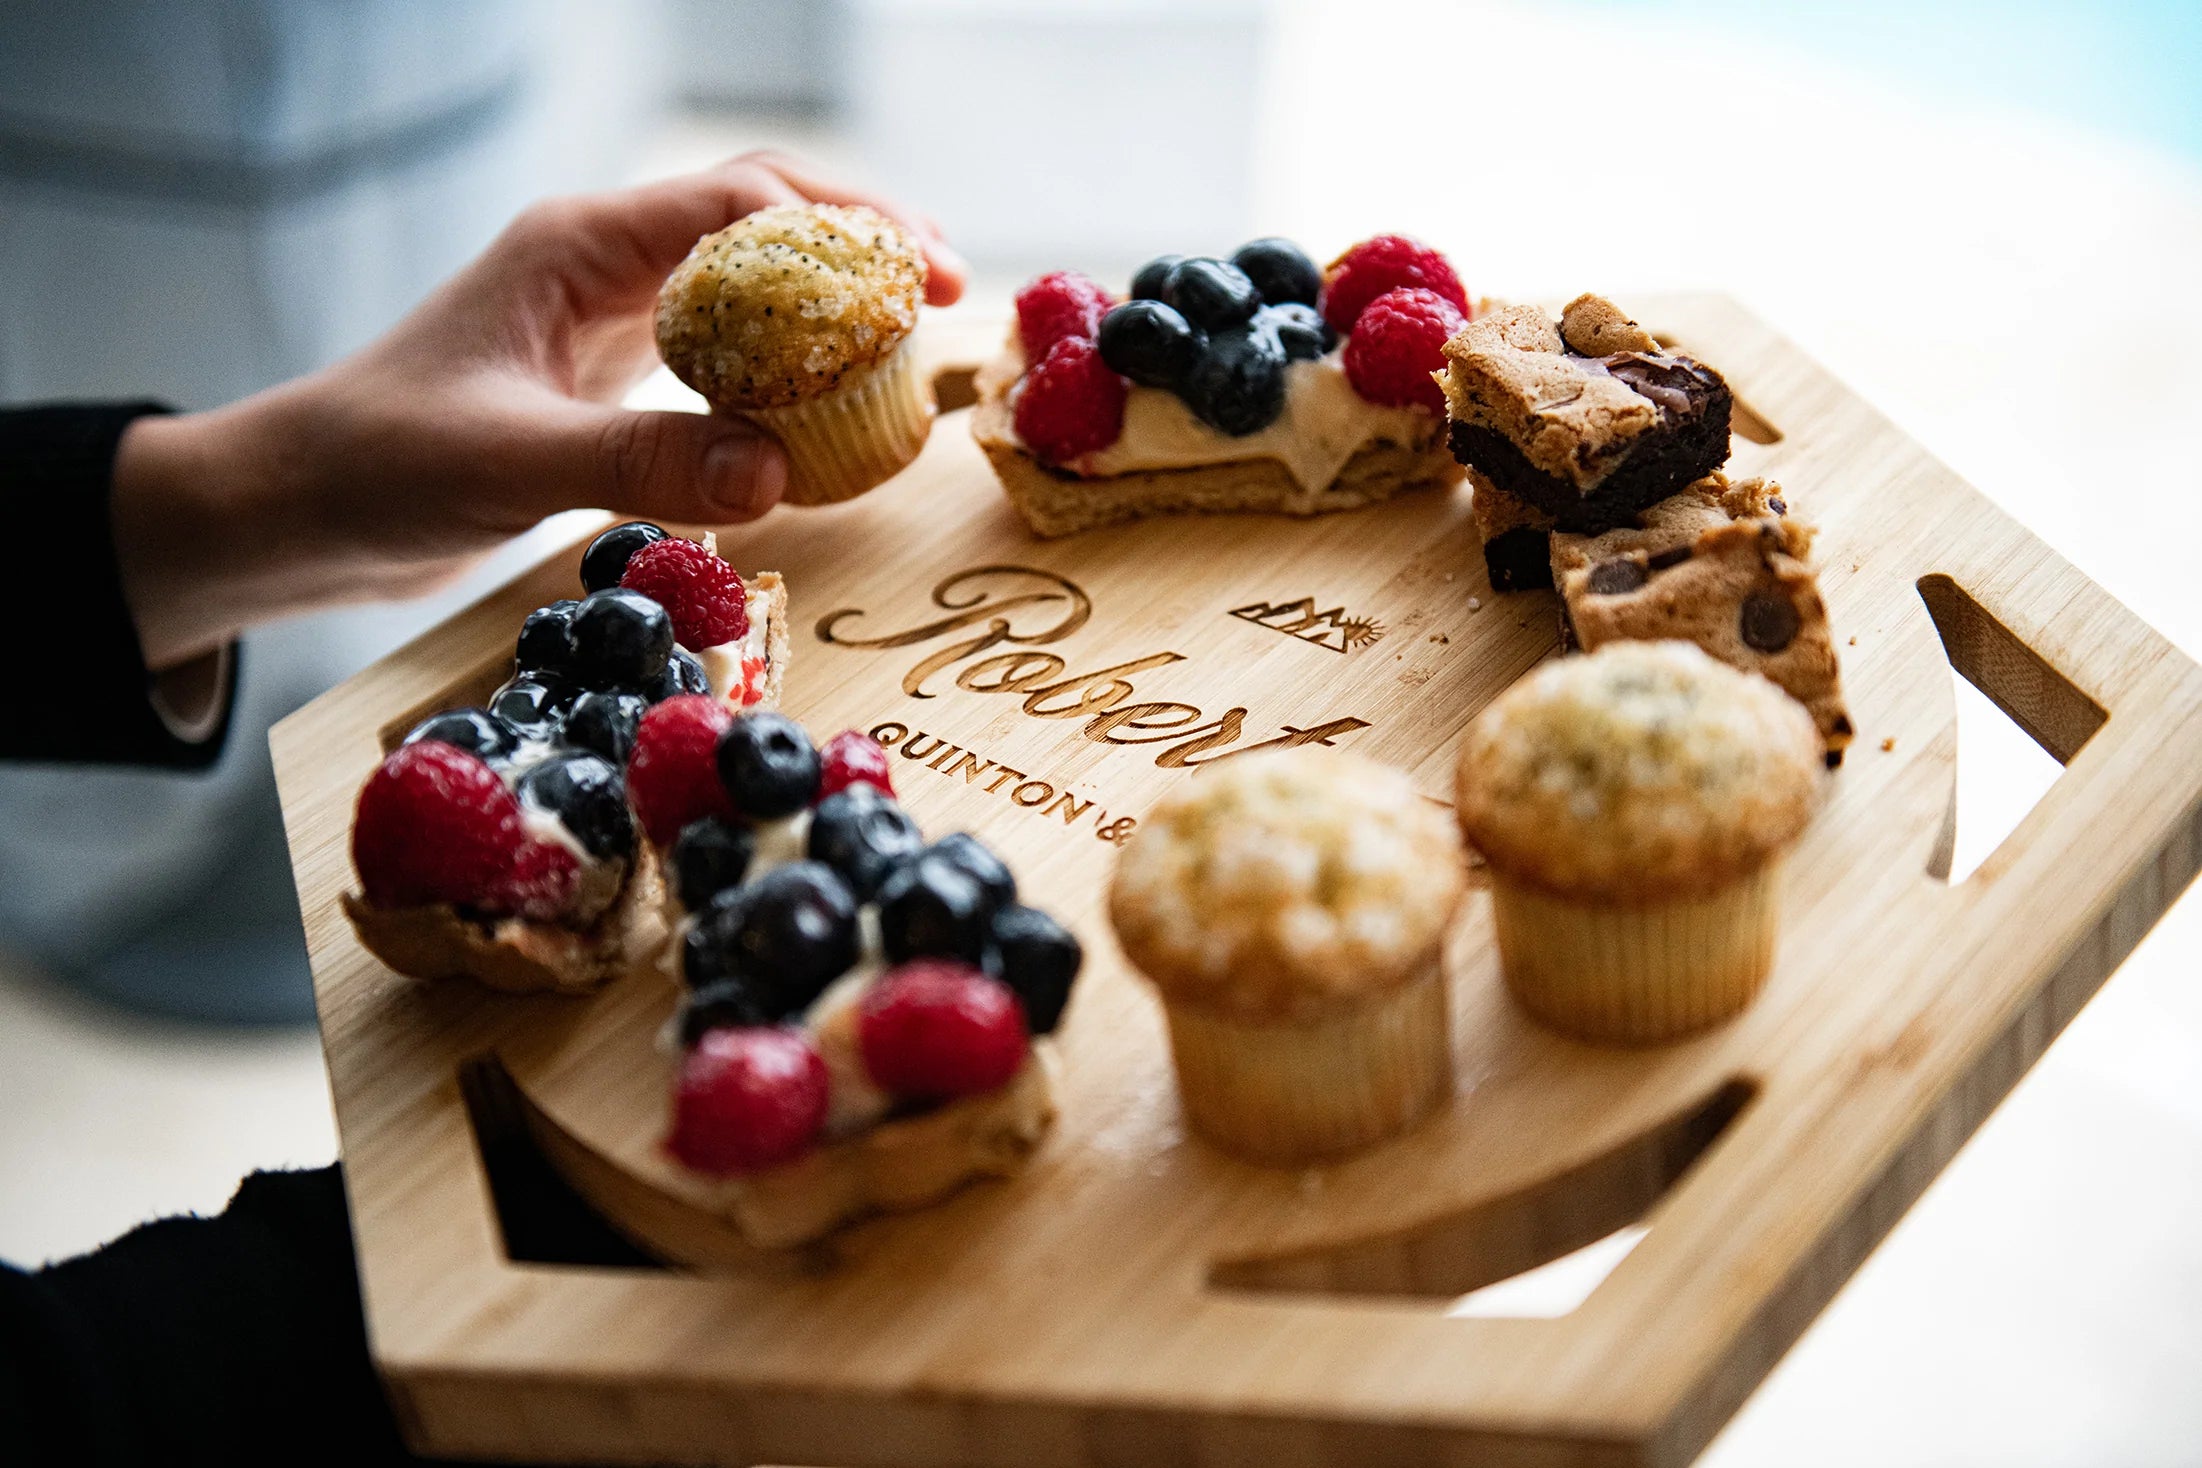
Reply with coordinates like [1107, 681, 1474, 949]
[1552, 475, 1854, 766]
[1469, 470, 1558, 592]
[1439, 294, 1733, 533]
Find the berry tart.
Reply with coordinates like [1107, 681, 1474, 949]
[971, 235, 1468, 538]
[342, 521, 788, 995]
[647, 716, 1083, 1249]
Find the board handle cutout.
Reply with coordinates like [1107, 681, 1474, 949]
[1208, 1077, 1755, 1302]
[1918, 574, 2107, 765]
[458, 1055, 661, 1270]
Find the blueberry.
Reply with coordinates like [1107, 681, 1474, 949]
[1231, 237, 1321, 307]
[580, 521, 667, 593]
[926, 833, 1016, 913]
[684, 862, 858, 1014]
[677, 978, 773, 1044]
[988, 903, 1083, 1035]
[1130, 253, 1184, 303]
[567, 587, 673, 689]
[516, 600, 579, 675]
[1167, 257, 1261, 331]
[1098, 300, 1203, 391]
[403, 707, 516, 763]
[672, 816, 754, 910]
[806, 787, 923, 900]
[646, 646, 710, 703]
[517, 751, 634, 862]
[716, 711, 819, 817]
[489, 675, 574, 741]
[1182, 323, 1290, 435]
[562, 690, 647, 763]
[877, 854, 993, 965]
[1261, 301, 1334, 361]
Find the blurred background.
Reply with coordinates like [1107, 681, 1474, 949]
[1, 1, 2197, 1463]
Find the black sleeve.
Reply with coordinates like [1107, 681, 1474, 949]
[0, 402, 237, 769]
[0, 1167, 414, 1466]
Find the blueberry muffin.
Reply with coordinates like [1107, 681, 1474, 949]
[656, 203, 931, 505]
[1109, 750, 1467, 1164]
[1454, 641, 1822, 1043]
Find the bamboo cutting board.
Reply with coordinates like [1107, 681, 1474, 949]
[272, 296, 2202, 1467]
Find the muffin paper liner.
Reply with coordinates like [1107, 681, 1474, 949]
[1490, 863, 1781, 1044]
[736, 337, 932, 506]
[1161, 961, 1452, 1166]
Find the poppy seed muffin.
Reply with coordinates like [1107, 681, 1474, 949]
[1454, 640, 1822, 1043]
[1109, 750, 1466, 1164]
[656, 203, 931, 504]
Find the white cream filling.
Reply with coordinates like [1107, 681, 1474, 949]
[693, 585, 773, 703]
[984, 335, 1437, 493]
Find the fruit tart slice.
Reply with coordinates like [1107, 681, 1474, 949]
[636, 712, 1083, 1250]
[342, 521, 788, 995]
[971, 235, 1467, 538]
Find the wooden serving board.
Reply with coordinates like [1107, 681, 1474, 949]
[272, 296, 2202, 1467]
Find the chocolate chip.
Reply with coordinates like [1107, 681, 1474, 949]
[1768, 495, 1788, 515]
[1587, 558, 1647, 595]
[1646, 545, 1693, 572]
[1739, 593, 1800, 652]
[1824, 749, 1843, 769]
[1832, 713, 1854, 736]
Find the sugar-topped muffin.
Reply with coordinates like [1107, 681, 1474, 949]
[1455, 641, 1822, 1042]
[1110, 749, 1466, 1164]
[656, 203, 932, 505]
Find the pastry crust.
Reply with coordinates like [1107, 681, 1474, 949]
[1109, 750, 1467, 1024]
[970, 350, 1457, 539]
[740, 571, 792, 709]
[655, 204, 925, 411]
[344, 840, 670, 996]
[679, 1050, 1058, 1253]
[1453, 641, 1822, 904]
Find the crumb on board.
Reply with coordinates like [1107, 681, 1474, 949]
[1430, 633, 1450, 644]
[1468, 596, 1483, 612]
[1849, 635, 1858, 646]
[1881, 737, 1896, 753]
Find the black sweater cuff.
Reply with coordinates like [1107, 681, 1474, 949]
[1, 402, 237, 769]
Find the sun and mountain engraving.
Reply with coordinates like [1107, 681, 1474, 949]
[1227, 597, 1385, 654]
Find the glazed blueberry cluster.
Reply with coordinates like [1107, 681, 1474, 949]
[655, 717, 1084, 1177]
[393, 520, 752, 878]
[1098, 239, 1334, 436]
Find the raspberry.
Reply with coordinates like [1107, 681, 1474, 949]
[353, 741, 531, 911]
[1014, 336, 1127, 464]
[1343, 287, 1465, 413]
[1014, 270, 1112, 360]
[627, 695, 737, 845]
[667, 1027, 830, 1175]
[1320, 234, 1468, 335]
[619, 536, 747, 650]
[815, 729, 894, 802]
[858, 960, 1028, 1100]
[486, 837, 582, 920]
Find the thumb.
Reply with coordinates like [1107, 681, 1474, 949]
[541, 404, 788, 523]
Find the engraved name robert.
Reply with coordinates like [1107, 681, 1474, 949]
[816, 565, 1371, 768]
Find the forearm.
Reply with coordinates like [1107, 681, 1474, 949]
[109, 384, 437, 672]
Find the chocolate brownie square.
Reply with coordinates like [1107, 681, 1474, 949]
[1438, 294, 1733, 534]
[1467, 470, 1557, 592]
[1551, 474, 1854, 766]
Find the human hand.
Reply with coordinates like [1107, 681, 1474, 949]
[112, 151, 966, 670]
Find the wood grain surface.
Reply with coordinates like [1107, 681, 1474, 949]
[272, 296, 2202, 1467]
